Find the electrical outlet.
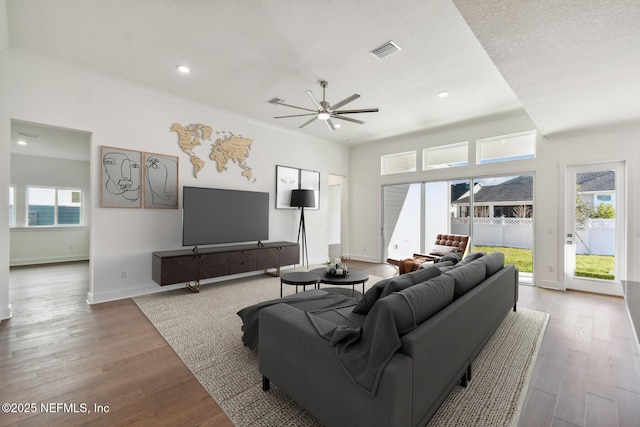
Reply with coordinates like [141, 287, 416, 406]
[121, 271, 127, 279]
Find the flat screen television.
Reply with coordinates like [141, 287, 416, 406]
[182, 186, 269, 247]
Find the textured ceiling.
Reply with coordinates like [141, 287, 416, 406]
[453, 0, 640, 138]
[4, 0, 640, 148]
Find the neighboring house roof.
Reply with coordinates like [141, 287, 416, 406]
[576, 171, 615, 192]
[455, 176, 533, 204]
[450, 183, 471, 203]
[453, 172, 614, 205]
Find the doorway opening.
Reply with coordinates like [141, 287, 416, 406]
[328, 174, 345, 260]
[9, 120, 91, 304]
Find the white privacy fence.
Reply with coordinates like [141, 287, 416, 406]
[451, 218, 615, 256]
[574, 219, 616, 256]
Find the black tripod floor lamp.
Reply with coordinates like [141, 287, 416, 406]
[290, 189, 316, 268]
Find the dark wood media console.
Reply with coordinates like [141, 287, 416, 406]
[152, 241, 299, 292]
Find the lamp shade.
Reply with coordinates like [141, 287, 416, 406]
[290, 189, 316, 208]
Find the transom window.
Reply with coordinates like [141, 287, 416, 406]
[477, 130, 536, 164]
[381, 151, 417, 175]
[423, 142, 468, 170]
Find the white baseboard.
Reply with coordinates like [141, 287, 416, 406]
[10, 254, 90, 267]
[87, 283, 185, 304]
[536, 280, 562, 290]
[344, 254, 380, 264]
[87, 270, 271, 304]
[0, 304, 12, 321]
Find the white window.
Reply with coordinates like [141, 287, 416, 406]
[423, 142, 468, 170]
[381, 151, 417, 175]
[27, 187, 82, 226]
[477, 130, 536, 164]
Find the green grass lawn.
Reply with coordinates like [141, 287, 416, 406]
[473, 245, 615, 280]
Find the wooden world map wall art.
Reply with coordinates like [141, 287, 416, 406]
[170, 122, 255, 182]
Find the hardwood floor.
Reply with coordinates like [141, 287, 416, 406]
[1, 261, 639, 426]
[1, 262, 233, 427]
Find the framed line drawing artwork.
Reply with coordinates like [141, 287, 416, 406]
[144, 152, 179, 209]
[100, 146, 142, 208]
[276, 165, 300, 209]
[300, 168, 320, 210]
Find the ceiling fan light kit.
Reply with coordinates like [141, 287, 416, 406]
[271, 80, 379, 131]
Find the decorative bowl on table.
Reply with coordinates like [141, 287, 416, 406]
[325, 264, 349, 277]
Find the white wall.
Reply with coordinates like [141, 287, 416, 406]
[349, 111, 639, 290]
[0, 0, 7, 52]
[0, 49, 349, 313]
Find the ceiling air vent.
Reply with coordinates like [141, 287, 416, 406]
[370, 41, 401, 60]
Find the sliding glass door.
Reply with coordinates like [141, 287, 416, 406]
[383, 174, 534, 285]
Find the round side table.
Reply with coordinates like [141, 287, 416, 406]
[280, 272, 321, 297]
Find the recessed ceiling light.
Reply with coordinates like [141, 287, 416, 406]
[17, 140, 27, 146]
[334, 123, 341, 128]
[177, 65, 190, 74]
[437, 91, 449, 98]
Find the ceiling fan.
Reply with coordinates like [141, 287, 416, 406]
[270, 81, 379, 131]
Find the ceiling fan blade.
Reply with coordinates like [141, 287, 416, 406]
[325, 118, 336, 131]
[330, 94, 360, 110]
[305, 90, 323, 111]
[334, 108, 379, 114]
[299, 116, 318, 128]
[332, 115, 364, 125]
[273, 102, 316, 113]
[274, 113, 318, 119]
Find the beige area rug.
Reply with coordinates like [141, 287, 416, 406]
[134, 270, 548, 427]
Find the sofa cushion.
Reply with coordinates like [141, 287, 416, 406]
[478, 252, 505, 277]
[379, 275, 413, 298]
[398, 275, 455, 325]
[444, 260, 487, 299]
[353, 265, 441, 314]
[380, 264, 442, 298]
[436, 252, 462, 264]
[457, 252, 485, 266]
[437, 264, 457, 273]
[434, 260, 454, 270]
[352, 277, 391, 314]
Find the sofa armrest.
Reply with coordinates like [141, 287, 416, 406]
[259, 303, 413, 427]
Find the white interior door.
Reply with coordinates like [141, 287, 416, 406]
[564, 162, 625, 296]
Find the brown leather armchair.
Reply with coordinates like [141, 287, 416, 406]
[387, 234, 469, 274]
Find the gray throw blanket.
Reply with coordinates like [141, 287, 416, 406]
[307, 294, 414, 395]
[237, 291, 356, 350]
[307, 277, 454, 395]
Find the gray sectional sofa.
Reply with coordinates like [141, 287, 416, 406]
[258, 252, 518, 427]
